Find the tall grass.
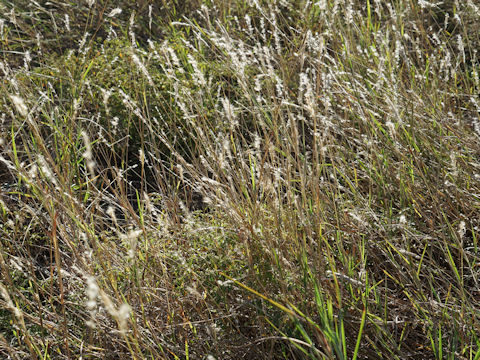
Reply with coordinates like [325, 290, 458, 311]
[1, 0, 480, 358]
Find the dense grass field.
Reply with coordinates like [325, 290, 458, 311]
[1, 0, 480, 358]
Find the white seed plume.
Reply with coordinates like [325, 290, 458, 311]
[9, 95, 28, 117]
[187, 54, 206, 87]
[64, 14, 70, 31]
[166, 46, 184, 73]
[458, 221, 466, 239]
[107, 8, 122, 17]
[78, 32, 89, 50]
[86, 276, 99, 310]
[129, 11, 136, 46]
[131, 53, 153, 85]
[148, 5, 153, 30]
[106, 206, 118, 226]
[315, 0, 327, 11]
[221, 97, 238, 129]
[139, 148, 145, 166]
[0, 284, 23, 320]
[111, 116, 119, 134]
[325, 270, 363, 286]
[23, 51, 31, 70]
[244, 14, 254, 36]
[37, 155, 57, 186]
[119, 229, 143, 259]
[99, 290, 131, 333]
[27, 164, 38, 180]
[457, 35, 465, 64]
[117, 303, 132, 331]
[81, 130, 96, 174]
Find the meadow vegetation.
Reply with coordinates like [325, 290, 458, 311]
[1, 0, 480, 358]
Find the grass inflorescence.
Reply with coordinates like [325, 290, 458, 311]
[1, 0, 480, 358]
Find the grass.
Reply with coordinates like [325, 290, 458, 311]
[1, 0, 480, 358]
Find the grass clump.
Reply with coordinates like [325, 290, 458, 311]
[1, 0, 480, 359]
